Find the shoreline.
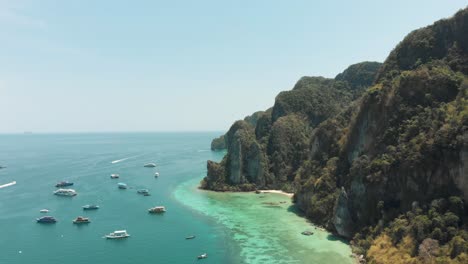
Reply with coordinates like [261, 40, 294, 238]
[178, 178, 354, 263]
[257, 189, 294, 198]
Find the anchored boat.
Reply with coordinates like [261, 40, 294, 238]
[82, 205, 99, 210]
[55, 181, 74, 187]
[54, 188, 77, 196]
[105, 230, 130, 239]
[37, 216, 57, 223]
[73, 216, 90, 224]
[148, 206, 166, 213]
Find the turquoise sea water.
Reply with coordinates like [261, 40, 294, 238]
[0, 133, 352, 264]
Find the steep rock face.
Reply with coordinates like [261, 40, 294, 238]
[228, 130, 244, 184]
[337, 11, 468, 232]
[203, 8, 468, 263]
[454, 134, 468, 198]
[201, 62, 382, 192]
[210, 111, 267, 151]
[211, 135, 226, 150]
[333, 188, 354, 238]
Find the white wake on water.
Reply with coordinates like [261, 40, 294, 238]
[0, 181, 16, 189]
[111, 157, 134, 164]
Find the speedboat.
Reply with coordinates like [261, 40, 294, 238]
[154, 172, 160, 177]
[144, 163, 156, 167]
[137, 189, 149, 195]
[37, 216, 57, 223]
[54, 188, 77, 196]
[148, 206, 166, 213]
[39, 209, 49, 213]
[118, 183, 127, 189]
[73, 216, 90, 224]
[105, 230, 130, 239]
[186, 235, 196, 240]
[110, 174, 119, 179]
[197, 253, 207, 259]
[82, 205, 99, 210]
[55, 181, 74, 187]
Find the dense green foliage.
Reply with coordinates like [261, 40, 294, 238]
[354, 197, 468, 264]
[335, 61, 382, 96]
[202, 61, 382, 192]
[203, 7, 468, 263]
[210, 135, 226, 150]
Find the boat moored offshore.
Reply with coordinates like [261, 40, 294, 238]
[137, 189, 149, 195]
[73, 216, 90, 224]
[37, 216, 57, 223]
[55, 181, 74, 187]
[110, 174, 120, 179]
[118, 183, 127, 189]
[105, 230, 130, 239]
[148, 206, 166, 213]
[144, 163, 156, 167]
[53, 188, 77, 196]
[82, 205, 99, 210]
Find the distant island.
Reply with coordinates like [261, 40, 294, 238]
[202, 7, 468, 264]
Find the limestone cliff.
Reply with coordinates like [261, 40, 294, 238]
[202, 61, 381, 192]
[202, 7, 468, 263]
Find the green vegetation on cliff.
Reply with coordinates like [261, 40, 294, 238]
[210, 135, 226, 150]
[203, 7, 468, 264]
[203, 61, 382, 192]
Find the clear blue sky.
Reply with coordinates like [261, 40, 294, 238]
[0, 0, 466, 133]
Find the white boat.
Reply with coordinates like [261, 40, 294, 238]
[39, 209, 49, 213]
[110, 174, 119, 179]
[154, 172, 160, 177]
[144, 163, 156, 167]
[73, 216, 91, 224]
[148, 206, 166, 213]
[105, 230, 130, 239]
[53, 188, 77, 196]
[197, 253, 208, 259]
[82, 205, 99, 210]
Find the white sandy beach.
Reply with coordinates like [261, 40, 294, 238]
[258, 190, 294, 198]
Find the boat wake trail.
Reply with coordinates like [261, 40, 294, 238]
[0, 181, 16, 189]
[111, 157, 133, 164]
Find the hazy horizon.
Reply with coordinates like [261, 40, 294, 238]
[1, 0, 467, 133]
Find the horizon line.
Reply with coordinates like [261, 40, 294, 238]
[0, 130, 226, 135]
